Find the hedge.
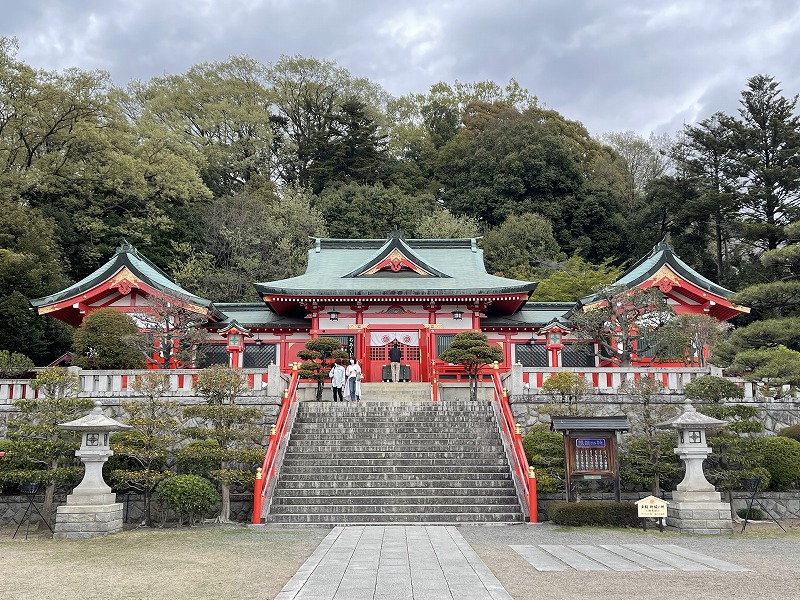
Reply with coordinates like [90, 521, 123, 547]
[547, 501, 640, 527]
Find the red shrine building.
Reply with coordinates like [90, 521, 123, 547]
[30, 235, 748, 379]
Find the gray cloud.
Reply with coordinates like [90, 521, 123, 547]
[3, 0, 799, 137]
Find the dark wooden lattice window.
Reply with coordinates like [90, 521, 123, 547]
[561, 343, 596, 368]
[196, 344, 228, 368]
[242, 344, 277, 368]
[405, 346, 420, 361]
[436, 334, 456, 358]
[515, 343, 548, 367]
[323, 335, 355, 358]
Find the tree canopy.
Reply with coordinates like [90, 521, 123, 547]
[0, 39, 798, 370]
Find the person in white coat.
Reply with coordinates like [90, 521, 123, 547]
[344, 359, 362, 402]
[328, 359, 345, 402]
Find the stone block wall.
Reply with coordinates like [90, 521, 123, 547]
[510, 393, 800, 436]
[1, 491, 255, 527]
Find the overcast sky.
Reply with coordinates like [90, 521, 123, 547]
[4, 1, 799, 138]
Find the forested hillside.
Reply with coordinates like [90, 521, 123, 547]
[1, 37, 798, 373]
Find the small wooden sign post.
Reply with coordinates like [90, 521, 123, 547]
[636, 495, 668, 532]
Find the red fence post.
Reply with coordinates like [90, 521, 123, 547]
[528, 468, 538, 523]
[251, 467, 264, 524]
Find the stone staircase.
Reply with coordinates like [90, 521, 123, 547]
[267, 400, 523, 525]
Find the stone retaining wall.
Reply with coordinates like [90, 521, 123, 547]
[1, 492, 255, 527]
[4, 490, 798, 527]
[510, 393, 800, 436]
[536, 491, 800, 522]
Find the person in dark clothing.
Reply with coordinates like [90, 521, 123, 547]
[389, 343, 402, 383]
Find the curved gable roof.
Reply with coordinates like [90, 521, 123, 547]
[254, 234, 537, 298]
[30, 241, 217, 314]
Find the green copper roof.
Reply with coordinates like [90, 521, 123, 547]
[579, 239, 734, 305]
[211, 303, 308, 329]
[254, 234, 537, 297]
[482, 303, 573, 328]
[30, 241, 217, 314]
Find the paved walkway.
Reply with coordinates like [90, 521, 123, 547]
[510, 543, 749, 572]
[274, 525, 512, 600]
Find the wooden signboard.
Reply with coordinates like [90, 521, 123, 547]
[550, 416, 630, 502]
[635, 495, 668, 532]
[635, 495, 668, 518]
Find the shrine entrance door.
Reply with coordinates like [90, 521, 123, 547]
[367, 330, 422, 382]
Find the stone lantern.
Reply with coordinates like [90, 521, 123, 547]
[53, 401, 132, 539]
[656, 398, 732, 534]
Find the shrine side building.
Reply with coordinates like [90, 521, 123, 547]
[30, 234, 748, 380]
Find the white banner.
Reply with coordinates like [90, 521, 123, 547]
[370, 331, 420, 346]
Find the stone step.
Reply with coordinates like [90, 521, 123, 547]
[271, 495, 519, 507]
[331, 383, 433, 402]
[278, 466, 511, 476]
[281, 450, 505, 460]
[277, 472, 512, 482]
[289, 431, 488, 440]
[269, 502, 521, 514]
[286, 444, 505, 453]
[289, 427, 496, 435]
[287, 439, 497, 446]
[281, 458, 508, 468]
[297, 405, 493, 413]
[267, 512, 523, 524]
[275, 480, 514, 498]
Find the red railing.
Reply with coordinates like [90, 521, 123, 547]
[491, 366, 538, 523]
[251, 364, 300, 524]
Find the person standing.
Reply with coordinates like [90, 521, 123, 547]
[328, 359, 345, 402]
[389, 342, 402, 383]
[345, 359, 362, 402]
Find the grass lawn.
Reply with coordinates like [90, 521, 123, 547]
[0, 525, 328, 600]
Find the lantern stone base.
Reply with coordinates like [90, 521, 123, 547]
[53, 502, 124, 539]
[666, 491, 732, 535]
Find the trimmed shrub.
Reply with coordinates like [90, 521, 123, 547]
[155, 475, 218, 525]
[747, 436, 800, 491]
[779, 424, 800, 442]
[522, 425, 565, 493]
[177, 440, 224, 478]
[547, 501, 640, 527]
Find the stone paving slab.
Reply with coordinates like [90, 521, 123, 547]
[274, 525, 512, 600]
[511, 543, 749, 572]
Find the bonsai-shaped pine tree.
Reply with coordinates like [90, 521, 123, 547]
[184, 365, 264, 522]
[110, 373, 181, 527]
[297, 337, 349, 402]
[438, 331, 504, 401]
[4, 368, 93, 528]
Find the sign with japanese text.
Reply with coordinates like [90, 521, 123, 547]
[635, 495, 668, 518]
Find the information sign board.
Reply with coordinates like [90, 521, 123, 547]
[635, 495, 668, 518]
[576, 439, 606, 448]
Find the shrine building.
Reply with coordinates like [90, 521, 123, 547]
[30, 234, 748, 380]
